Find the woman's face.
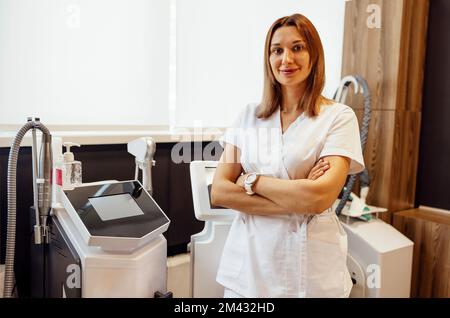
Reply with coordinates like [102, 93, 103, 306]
[269, 26, 312, 88]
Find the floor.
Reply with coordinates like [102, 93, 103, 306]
[167, 253, 191, 298]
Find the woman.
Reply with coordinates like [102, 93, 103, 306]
[211, 14, 364, 298]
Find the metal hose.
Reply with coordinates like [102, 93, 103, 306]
[3, 121, 51, 298]
[335, 76, 371, 216]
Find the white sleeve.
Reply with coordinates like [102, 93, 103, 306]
[219, 105, 248, 150]
[319, 108, 365, 175]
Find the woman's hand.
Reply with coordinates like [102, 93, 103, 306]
[307, 159, 330, 180]
[236, 174, 246, 188]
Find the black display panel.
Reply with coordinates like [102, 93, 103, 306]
[64, 181, 169, 238]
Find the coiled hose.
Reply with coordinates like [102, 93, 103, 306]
[3, 121, 51, 297]
[335, 76, 371, 216]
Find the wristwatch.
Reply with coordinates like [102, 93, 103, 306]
[244, 173, 259, 195]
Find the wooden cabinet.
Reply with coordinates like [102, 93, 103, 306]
[393, 208, 450, 297]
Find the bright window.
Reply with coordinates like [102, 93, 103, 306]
[0, 0, 345, 130]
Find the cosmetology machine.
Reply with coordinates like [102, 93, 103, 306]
[189, 76, 413, 298]
[2, 120, 171, 298]
[189, 161, 236, 298]
[332, 76, 413, 297]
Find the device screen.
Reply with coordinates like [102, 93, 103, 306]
[88, 193, 144, 221]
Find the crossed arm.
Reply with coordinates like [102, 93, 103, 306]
[210, 143, 350, 216]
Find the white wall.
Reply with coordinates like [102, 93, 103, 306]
[0, 0, 170, 126]
[0, 0, 346, 129]
[175, 0, 346, 128]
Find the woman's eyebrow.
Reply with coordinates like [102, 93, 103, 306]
[270, 40, 306, 47]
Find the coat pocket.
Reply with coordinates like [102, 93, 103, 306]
[307, 239, 347, 297]
[217, 224, 247, 279]
[306, 215, 349, 297]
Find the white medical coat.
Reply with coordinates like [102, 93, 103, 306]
[217, 102, 365, 298]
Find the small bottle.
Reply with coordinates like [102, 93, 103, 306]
[61, 142, 82, 189]
[52, 136, 64, 208]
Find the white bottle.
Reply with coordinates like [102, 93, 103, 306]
[60, 142, 82, 190]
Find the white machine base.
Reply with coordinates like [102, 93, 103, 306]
[341, 216, 413, 298]
[190, 221, 231, 298]
[55, 207, 167, 298]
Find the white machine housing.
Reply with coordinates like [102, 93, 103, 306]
[340, 217, 413, 297]
[189, 160, 414, 298]
[54, 207, 167, 298]
[189, 161, 236, 298]
[56, 180, 170, 298]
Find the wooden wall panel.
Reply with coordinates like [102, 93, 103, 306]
[393, 208, 450, 297]
[341, 0, 429, 221]
[389, 111, 422, 214]
[381, 0, 405, 111]
[342, 0, 404, 111]
[397, 0, 430, 112]
[354, 109, 394, 222]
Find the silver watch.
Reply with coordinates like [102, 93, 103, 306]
[244, 173, 258, 195]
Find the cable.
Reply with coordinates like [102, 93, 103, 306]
[334, 76, 371, 216]
[3, 120, 52, 298]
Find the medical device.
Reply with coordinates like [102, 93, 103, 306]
[339, 215, 413, 297]
[46, 180, 170, 297]
[189, 161, 235, 297]
[3, 120, 171, 298]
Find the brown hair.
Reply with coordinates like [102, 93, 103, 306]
[257, 13, 332, 119]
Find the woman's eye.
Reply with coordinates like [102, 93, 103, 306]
[293, 45, 304, 52]
[272, 48, 282, 55]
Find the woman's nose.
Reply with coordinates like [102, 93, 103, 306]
[282, 49, 294, 64]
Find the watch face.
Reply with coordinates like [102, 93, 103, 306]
[246, 173, 257, 184]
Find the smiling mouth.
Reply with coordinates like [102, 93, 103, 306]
[280, 68, 300, 76]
